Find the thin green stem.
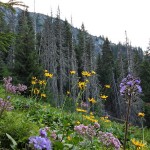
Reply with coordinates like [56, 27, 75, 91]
[123, 95, 131, 150]
[142, 119, 144, 150]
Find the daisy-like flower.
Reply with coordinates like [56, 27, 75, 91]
[33, 88, 40, 95]
[41, 93, 46, 98]
[105, 84, 110, 88]
[131, 138, 146, 149]
[78, 81, 86, 90]
[100, 95, 108, 100]
[91, 71, 96, 75]
[138, 112, 145, 118]
[76, 108, 87, 113]
[82, 71, 91, 77]
[70, 70, 76, 74]
[67, 91, 70, 95]
[88, 98, 96, 104]
[31, 80, 36, 85]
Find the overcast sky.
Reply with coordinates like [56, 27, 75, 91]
[2, 0, 150, 50]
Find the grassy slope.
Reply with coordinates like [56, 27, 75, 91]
[0, 85, 150, 149]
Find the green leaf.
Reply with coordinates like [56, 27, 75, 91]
[6, 133, 17, 149]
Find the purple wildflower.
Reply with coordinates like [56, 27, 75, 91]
[40, 129, 47, 138]
[29, 128, 52, 150]
[93, 122, 100, 128]
[29, 136, 52, 150]
[3, 77, 27, 94]
[0, 99, 13, 111]
[98, 131, 121, 150]
[120, 74, 142, 96]
[74, 124, 88, 135]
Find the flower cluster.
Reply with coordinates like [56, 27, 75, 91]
[74, 124, 88, 135]
[29, 128, 52, 150]
[119, 74, 142, 96]
[98, 131, 121, 150]
[81, 70, 96, 77]
[83, 114, 98, 123]
[44, 70, 53, 78]
[0, 98, 13, 117]
[74, 123, 99, 138]
[100, 116, 111, 123]
[3, 76, 27, 94]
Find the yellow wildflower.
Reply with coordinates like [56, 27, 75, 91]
[83, 115, 98, 123]
[100, 116, 111, 123]
[33, 88, 40, 95]
[76, 121, 80, 125]
[100, 95, 108, 100]
[41, 93, 46, 98]
[82, 71, 91, 77]
[138, 112, 145, 118]
[67, 136, 71, 141]
[78, 81, 86, 90]
[105, 84, 110, 88]
[76, 108, 87, 113]
[104, 119, 111, 123]
[131, 139, 146, 149]
[90, 112, 93, 116]
[45, 73, 53, 78]
[44, 70, 48, 73]
[70, 70, 76, 74]
[42, 80, 46, 85]
[91, 71, 96, 75]
[85, 79, 89, 83]
[100, 117, 105, 120]
[67, 91, 70, 95]
[38, 80, 46, 85]
[31, 80, 36, 85]
[88, 98, 96, 104]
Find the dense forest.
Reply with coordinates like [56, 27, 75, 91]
[0, 1, 150, 129]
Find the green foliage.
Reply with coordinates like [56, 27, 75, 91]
[0, 111, 39, 149]
[0, 83, 150, 149]
[98, 38, 114, 85]
[14, 9, 42, 88]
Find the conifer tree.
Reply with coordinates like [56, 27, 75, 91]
[14, 9, 40, 88]
[99, 38, 113, 85]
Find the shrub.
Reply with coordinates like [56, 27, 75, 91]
[0, 111, 39, 149]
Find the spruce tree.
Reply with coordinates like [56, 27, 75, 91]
[14, 9, 40, 88]
[99, 38, 113, 85]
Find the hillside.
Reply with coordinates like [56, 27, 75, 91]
[0, 82, 150, 149]
[1, 2, 150, 149]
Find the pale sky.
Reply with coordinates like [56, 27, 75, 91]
[1, 0, 150, 50]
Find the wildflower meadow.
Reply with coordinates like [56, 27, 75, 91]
[0, 71, 150, 150]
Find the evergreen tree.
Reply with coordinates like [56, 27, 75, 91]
[14, 9, 40, 88]
[99, 38, 113, 85]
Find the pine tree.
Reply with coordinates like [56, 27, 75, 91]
[14, 9, 40, 88]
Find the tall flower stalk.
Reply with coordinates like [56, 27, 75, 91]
[119, 74, 142, 150]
